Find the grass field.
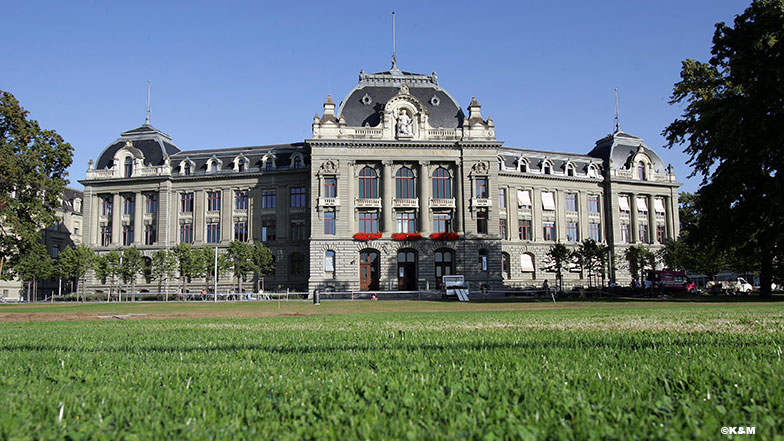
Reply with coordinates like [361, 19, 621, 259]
[1, 301, 782, 440]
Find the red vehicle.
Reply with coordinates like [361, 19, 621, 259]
[646, 270, 690, 292]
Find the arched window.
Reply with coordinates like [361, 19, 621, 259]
[637, 161, 646, 180]
[432, 167, 451, 199]
[324, 250, 335, 272]
[521, 253, 535, 273]
[395, 167, 415, 199]
[289, 253, 305, 277]
[519, 160, 528, 173]
[543, 162, 552, 175]
[498, 158, 504, 171]
[237, 158, 246, 171]
[566, 164, 575, 177]
[124, 157, 133, 178]
[587, 165, 598, 178]
[183, 162, 191, 176]
[434, 248, 455, 289]
[501, 252, 511, 279]
[209, 161, 218, 173]
[358, 167, 378, 199]
[293, 156, 303, 169]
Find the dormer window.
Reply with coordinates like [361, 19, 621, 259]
[587, 165, 598, 178]
[566, 164, 575, 176]
[293, 156, 303, 169]
[184, 163, 191, 175]
[637, 161, 646, 180]
[518, 160, 528, 173]
[210, 161, 218, 173]
[238, 158, 246, 171]
[543, 162, 552, 175]
[124, 157, 133, 178]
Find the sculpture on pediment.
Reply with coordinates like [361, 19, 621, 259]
[396, 109, 413, 137]
[319, 160, 338, 175]
[471, 161, 490, 175]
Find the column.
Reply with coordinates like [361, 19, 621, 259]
[382, 160, 393, 234]
[508, 186, 519, 241]
[556, 190, 566, 241]
[419, 161, 431, 235]
[222, 188, 232, 242]
[578, 191, 588, 241]
[347, 161, 355, 234]
[665, 195, 675, 241]
[133, 192, 143, 245]
[648, 194, 657, 244]
[90, 191, 99, 246]
[111, 193, 121, 246]
[532, 189, 541, 242]
[630, 192, 638, 243]
[455, 162, 465, 234]
[194, 189, 205, 245]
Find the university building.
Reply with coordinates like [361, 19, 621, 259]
[80, 65, 680, 293]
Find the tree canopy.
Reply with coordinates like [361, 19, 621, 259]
[664, 0, 784, 296]
[0, 91, 73, 278]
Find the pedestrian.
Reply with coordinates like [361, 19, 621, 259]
[542, 279, 550, 298]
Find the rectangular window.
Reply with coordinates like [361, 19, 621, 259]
[589, 222, 601, 242]
[207, 222, 220, 244]
[234, 221, 248, 242]
[181, 193, 194, 213]
[475, 178, 488, 199]
[477, 210, 488, 235]
[566, 222, 578, 242]
[123, 195, 135, 215]
[290, 187, 306, 208]
[324, 178, 337, 198]
[395, 212, 416, 233]
[180, 223, 193, 244]
[542, 192, 556, 211]
[565, 193, 577, 212]
[621, 223, 631, 243]
[618, 195, 630, 214]
[637, 196, 649, 215]
[234, 190, 249, 210]
[101, 196, 113, 216]
[145, 224, 156, 245]
[517, 190, 532, 209]
[290, 220, 306, 241]
[324, 211, 335, 235]
[657, 224, 666, 243]
[122, 225, 134, 246]
[261, 220, 276, 242]
[207, 191, 221, 212]
[588, 195, 600, 214]
[498, 188, 506, 209]
[261, 190, 276, 209]
[359, 211, 379, 233]
[638, 224, 649, 243]
[433, 214, 451, 233]
[519, 219, 532, 240]
[499, 218, 508, 239]
[543, 222, 556, 241]
[145, 194, 158, 214]
[654, 198, 666, 216]
[101, 226, 112, 246]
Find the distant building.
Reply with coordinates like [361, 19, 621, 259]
[0, 188, 83, 301]
[80, 65, 679, 294]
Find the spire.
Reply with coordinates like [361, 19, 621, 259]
[145, 80, 151, 125]
[614, 88, 620, 133]
[391, 11, 397, 70]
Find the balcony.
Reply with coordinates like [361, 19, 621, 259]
[393, 198, 419, 209]
[355, 198, 382, 208]
[318, 197, 340, 208]
[429, 198, 455, 209]
[471, 198, 491, 208]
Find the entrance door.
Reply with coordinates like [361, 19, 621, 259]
[397, 250, 417, 290]
[434, 249, 455, 289]
[359, 250, 380, 291]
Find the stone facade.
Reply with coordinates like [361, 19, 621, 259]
[80, 65, 679, 294]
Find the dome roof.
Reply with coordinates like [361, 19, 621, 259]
[337, 67, 465, 129]
[95, 124, 180, 170]
[587, 130, 666, 173]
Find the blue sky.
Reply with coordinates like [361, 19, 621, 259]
[3, 0, 752, 193]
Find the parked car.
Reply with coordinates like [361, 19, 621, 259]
[646, 270, 689, 292]
[706, 277, 754, 295]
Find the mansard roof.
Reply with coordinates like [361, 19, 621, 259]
[587, 130, 666, 173]
[170, 143, 306, 172]
[95, 124, 180, 169]
[337, 67, 465, 129]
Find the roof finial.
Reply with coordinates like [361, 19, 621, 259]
[391, 11, 397, 70]
[614, 88, 620, 133]
[145, 80, 151, 125]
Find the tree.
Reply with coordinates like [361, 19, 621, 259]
[150, 249, 177, 300]
[664, 0, 784, 297]
[226, 241, 254, 294]
[624, 245, 656, 285]
[546, 243, 572, 292]
[95, 251, 121, 301]
[122, 246, 144, 301]
[575, 239, 610, 287]
[57, 244, 94, 302]
[252, 242, 275, 291]
[15, 242, 53, 302]
[657, 238, 690, 271]
[0, 91, 73, 279]
[172, 243, 203, 299]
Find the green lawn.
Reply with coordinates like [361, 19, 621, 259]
[1, 302, 782, 440]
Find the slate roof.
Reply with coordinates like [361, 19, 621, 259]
[587, 130, 666, 173]
[95, 124, 180, 169]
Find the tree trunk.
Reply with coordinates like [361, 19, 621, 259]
[759, 244, 773, 298]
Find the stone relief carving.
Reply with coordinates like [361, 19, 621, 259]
[471, 161, 490, 175]
[319, 160, 339, 175]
